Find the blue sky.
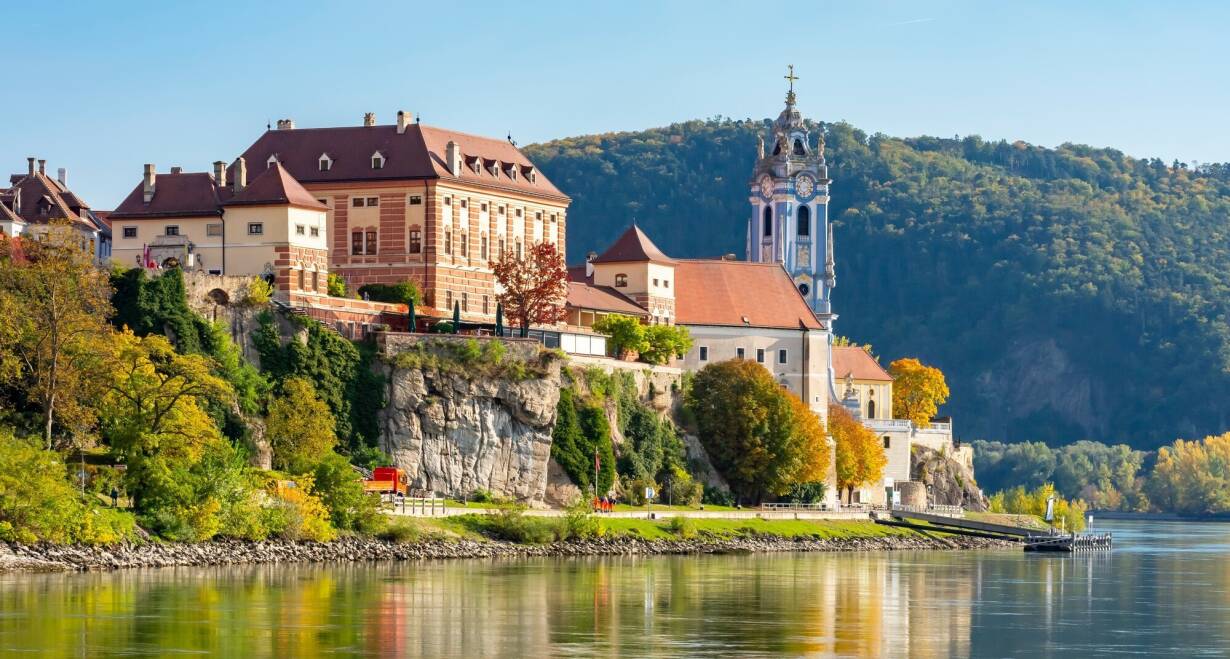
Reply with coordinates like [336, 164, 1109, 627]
[3, 1, 1228, 208]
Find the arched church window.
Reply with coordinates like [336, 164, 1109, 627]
[762, 206, 772, 237]
[793, 139, 806, 155]
[868, 400, 876, 419]
[797, 205, 810, 237]
[772, 140, 783, 156]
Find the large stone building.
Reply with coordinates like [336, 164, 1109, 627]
[232, 112, 570, 323]
[1, 157, 111, 264]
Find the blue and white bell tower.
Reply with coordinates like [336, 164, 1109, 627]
[746, 66, 835, 322]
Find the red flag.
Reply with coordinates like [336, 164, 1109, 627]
[595, 453, 600, 471]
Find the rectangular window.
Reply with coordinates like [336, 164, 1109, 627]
[296, 225, 305, 235]
[351, 231, 363, 255]
[699, 346, 709, 361]
[653, 278, 659, 286]
[778, 349, 787, 364]
[664, 280, 670, 288]
[353, 198, 365, 207]
[535, 211, 542, 220]
[445, 290, 453, 309]
[297, 269, 304, 290]
[756, 348, 765, 363]
[460, 233, 468, 257]
[498, 239, 506, 257]
[480, 236, 488, 260]
[122, 226, 137, 238]
[883, 437, 891, 449]
[310, 227, 320, 237]
[460, 199, 468, 209]
[444, 230, 452, 255]
[483, 295, 490, 314]
[481, 202, 488, 212]
[408, 229, 422, 254]
[515, 208, 523, 217]
[736, 347, 745, 360]
[408, 195, 422, 205]
[311, 271, 318, 291]
[365, 230, 377, 255]
[444, 196, 451, 206]
[461, 292, 468, 312]
[207, 268, 222, 275]
[164, 225, 179, 236]
[366, 197, 379, 207]
[248, 223, 263, 235]
[498, 205, 505, 215]
[206, 224, 223, 236]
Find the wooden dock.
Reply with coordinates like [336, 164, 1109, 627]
[1024, 533, 1113, 552]
[875, 507, 1113, 553]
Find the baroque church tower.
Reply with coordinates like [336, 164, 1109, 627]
[746, 66, 835, 322]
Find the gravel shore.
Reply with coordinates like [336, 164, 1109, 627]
[1, 533, 1010, 573]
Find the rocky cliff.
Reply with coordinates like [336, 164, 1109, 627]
[911, 445, 989, 512]
[378, 337, 563, 502]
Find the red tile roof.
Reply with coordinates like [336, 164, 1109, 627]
[566, 281, 647, 316]
[673, 260, 823, 330]
[234, 123, 567, 201]
[2, 171, 93, 229]
[567, 264, 590, 283]
[832, 346, 893, 381]
[110, 172, 229, 219]
[590, 225, 675, 265]
[225, 163, 327, 210]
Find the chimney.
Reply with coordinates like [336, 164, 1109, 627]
[232, 157, 247, 194]
[170, 166, 183, 174]
[396, 110, 411, 134]
[276, 118, 295, 130]
[586, 251, 598, 278]
[57, 168, 67, 186]
[446, 140, 461, 176]
[213, 160, 226, 188]
[142, 164, 156, 203]
[363, 112, 376, 127]
[26, 157, 35, 176]
[37, 159, 46, 176]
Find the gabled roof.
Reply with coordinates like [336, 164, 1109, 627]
[832, 346, 893, 382]
[566, 281, 648, 316]
[673, 259, 823, 330]
[3, 171, 93, 229]
[233, 122, 567, 201]
[590, 224, 675, 265]
[225, 162, 327, 210]
[110, 172, 229, 219]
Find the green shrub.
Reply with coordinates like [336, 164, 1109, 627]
[702, 484, 736, 507]
[358, 281, 420, 305]
[558, 499, 602, 540]
[550, 389, 616, 493]
[784, 481, 827, 505]
[312, 452, 384, 533]
[245, 277, 273, 305]
[482, 508, 556, 544]
[623, 476, 659, 506]
[666, 515, 697, 539]
[327, 273, 348, 297]
[377, 519, 422, 543]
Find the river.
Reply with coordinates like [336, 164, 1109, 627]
[0, 519, 1226, 657]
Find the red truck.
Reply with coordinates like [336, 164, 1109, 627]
[363, 467, 408, 495]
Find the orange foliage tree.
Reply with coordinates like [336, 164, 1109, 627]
[828, 403, 887, 503]
[490, 242, 568, 337]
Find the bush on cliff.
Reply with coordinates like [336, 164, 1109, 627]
[267, 377, 338, 473]
[551, 389, 616, 494]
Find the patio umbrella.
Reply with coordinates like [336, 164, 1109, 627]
[407, 298, 416, 333]
[495, 303, 504, 337]
[452, 301, 461, 334]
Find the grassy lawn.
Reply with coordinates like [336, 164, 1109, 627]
[609, 503, 739, 513]
[965, 511, 1050, 531]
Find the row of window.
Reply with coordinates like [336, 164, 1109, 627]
[697, 346, 788, 365]
[762, 205, 811, 238]
[294, 224, 321, 237]
[610, 274, 671, 289]
[312, 152, 384, 172]
[121, 223, 267, 238]
[442, 290, 493, 314]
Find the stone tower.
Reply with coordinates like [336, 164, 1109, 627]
[746, 67, 835, 322]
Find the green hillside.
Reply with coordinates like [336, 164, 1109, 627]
[524, 119, 1230, 449]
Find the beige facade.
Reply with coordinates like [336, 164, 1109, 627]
[684, 325, 831, 416]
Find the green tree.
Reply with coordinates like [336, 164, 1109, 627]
[591, 314, 647, 359]
[267, 377, 337, 472]
[686, 359, 830, 503]
[0, 224, 114, 447]
[639, 324, 693, 365]
[327, 273, 348, 297]
[311, 452, 383, 533]
[550, 388, 615, 494]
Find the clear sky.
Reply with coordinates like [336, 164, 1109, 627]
[3, 0, 1228, 208]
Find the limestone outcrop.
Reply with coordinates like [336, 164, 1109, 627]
[379, 338, 563, 502]
[910, 445, 989, 511]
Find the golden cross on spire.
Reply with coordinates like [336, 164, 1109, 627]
[784, 64, 799, 92]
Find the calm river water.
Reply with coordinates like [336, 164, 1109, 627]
[1, 519, 1227, 657]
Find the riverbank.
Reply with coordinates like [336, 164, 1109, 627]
[2, 529, 1010, 573]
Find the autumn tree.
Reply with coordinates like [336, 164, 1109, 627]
[490, 241, 567, 337]
[0, 225, 113, 447]
[267, 377, 338, 473]
[1147, 433, 1230, 516]
[828, 403, 887, 503]
[687, 360, 830, 503]
[889, 358, 949, 427]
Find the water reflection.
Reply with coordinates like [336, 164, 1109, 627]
[2, 521, 1229, 657]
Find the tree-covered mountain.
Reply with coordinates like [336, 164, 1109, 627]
[524, 118, 1230, 450]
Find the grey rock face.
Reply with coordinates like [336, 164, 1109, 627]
[380, 359, 562, 502]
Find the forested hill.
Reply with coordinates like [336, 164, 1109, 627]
[524, 119, 1230, 450]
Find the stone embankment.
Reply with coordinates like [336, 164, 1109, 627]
[2, 534, 1009, 573]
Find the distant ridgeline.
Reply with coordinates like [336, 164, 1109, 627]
[525, 119, 1230, 449]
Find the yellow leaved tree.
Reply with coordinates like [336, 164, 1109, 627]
[889, 358, 950, 427]
[828, 403, 887, 503]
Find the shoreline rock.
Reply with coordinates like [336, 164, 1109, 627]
[2, 534, 1012, 574]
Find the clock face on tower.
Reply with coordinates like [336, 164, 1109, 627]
[795, 174, 815, 199]
[759, 175, 774, 200]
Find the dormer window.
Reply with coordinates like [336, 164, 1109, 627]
[523, 165, 536, 183]
[371, 151, 385, 169]
[485, 159, 499, 176]
[318, 153, 333, 171]
[266, 154, 279, 169]
[614, 273, 628, 287]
